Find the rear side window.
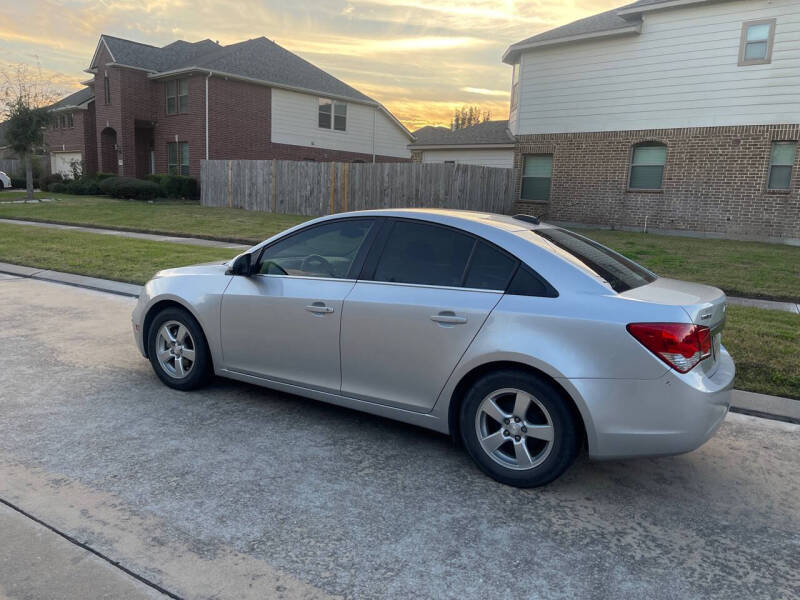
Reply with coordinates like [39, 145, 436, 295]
[464, 242, 517, 290]
[534, 228, 656, 293]
[373, 221, 474, 287]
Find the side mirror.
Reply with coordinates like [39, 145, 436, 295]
[229, 253, 253, 276]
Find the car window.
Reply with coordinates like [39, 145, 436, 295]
[258, 219, 373, 279]
[533, 227, 656, 293]
[464, 241, 517, 291]
[373, 221, 474, 287]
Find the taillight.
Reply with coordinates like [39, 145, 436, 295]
[626, 323, 712, 373]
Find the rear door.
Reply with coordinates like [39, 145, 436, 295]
[340, 219, 518, 412]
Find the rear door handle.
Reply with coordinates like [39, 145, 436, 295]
[431, 311, 467, 325]
[305, 302, 334, 314]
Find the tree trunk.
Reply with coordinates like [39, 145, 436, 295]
[25, 153, 34, 202]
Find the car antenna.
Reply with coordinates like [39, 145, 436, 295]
[513, 214, 540, 225]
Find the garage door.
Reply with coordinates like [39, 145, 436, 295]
[50, 152, 82, 178]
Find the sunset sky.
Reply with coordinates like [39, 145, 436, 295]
[1, 0, 622, 131]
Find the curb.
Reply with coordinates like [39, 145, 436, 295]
[1, 261, 798, 424]
[0, 262, 141, 298]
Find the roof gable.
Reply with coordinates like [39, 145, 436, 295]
[503, 0, 723, 63]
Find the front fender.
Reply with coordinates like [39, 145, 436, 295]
[132, 274, 233, 369]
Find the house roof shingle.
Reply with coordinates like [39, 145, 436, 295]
[95, 34, 372, 104]
[503, 0, 715, 63]
[409, 120, 514, 148]
[50, 87, 94, 110]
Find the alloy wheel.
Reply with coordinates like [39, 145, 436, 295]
[155, 320, 196, 379]
[475, 388, 555, 470]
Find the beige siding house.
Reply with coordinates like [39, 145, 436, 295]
[408, 120, 515, 168]
[504, 0, 800, 241]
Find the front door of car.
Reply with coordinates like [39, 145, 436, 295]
[220, 218, 376, 393]
[340, 220, 519, 412]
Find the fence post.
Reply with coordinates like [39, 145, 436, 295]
[329, 162, 335, 214]
[227, 160, 233, 208]
[271, 159, 277, 213]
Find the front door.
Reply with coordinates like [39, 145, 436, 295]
[220, 218, 375, 393]
[340, 220, 517, 412]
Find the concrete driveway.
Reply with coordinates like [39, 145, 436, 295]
[0, 276, 797, 600]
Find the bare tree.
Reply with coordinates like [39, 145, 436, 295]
[451, 105, 492, 130]
[1, 62, 62, 200]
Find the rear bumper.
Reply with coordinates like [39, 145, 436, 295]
[565, 347, 734, 460]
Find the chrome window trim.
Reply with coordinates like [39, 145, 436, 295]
[354, 279, 504, 294]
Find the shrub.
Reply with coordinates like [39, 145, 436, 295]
[41, 173, 64, 187]
[145, 173, 199, 199]
[65, 179, 101, 195]
[47, 182, 69, 193]
[95, 172, 116, 181]
[11, 177, 39, 189]
[99, 176, 160, 200]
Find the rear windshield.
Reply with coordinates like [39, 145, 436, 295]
[534, 228, 656, 293]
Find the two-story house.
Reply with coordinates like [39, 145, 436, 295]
[504, 0, 800, 241]
[45, 35, 412, 179]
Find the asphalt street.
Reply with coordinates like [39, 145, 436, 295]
[0, 276, 798, 600]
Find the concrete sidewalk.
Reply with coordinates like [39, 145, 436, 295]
[0, 503, 165, 600]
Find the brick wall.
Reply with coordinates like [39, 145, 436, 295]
[514, 124, 800, 240]
[43, 102, 97, 175]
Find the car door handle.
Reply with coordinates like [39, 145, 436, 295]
[431, 311, 467, 325]
[305, 303, 334, 314]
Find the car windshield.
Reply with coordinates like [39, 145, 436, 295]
[533, 227, 657, 293]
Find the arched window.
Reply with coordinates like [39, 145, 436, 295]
[629, 143, 667, 190]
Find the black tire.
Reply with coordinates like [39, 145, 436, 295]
[459, 369, 580, 487]
[147, 307, 212, 391]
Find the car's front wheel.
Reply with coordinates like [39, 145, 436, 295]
[147, 307, 211, 390]
[460, 370, 580, 487]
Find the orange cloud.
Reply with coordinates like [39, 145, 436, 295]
[1, 0, 624, 128]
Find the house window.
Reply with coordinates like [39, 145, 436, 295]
[739, 19, 776, 66]
[167, 142, 189, 176]
[104, 73, 111, 104]
[768, 142, 796, 191]
[521, 155, 553, 201]
[510, 63, 520, 111]
[319, 98, 347, 131]
[629, 143, 667, 190]
[166, 79, 189, 115]
[66, 112, 74, 128]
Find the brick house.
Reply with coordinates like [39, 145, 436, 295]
[503, 0, 800, 241]
[408, 120, 515, 168]
[44, 35, 412, 179]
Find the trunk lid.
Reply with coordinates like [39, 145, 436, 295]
[620, 278, 727, 375]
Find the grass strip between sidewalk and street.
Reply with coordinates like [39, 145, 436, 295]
[1, 193, 798, 302]
[0, 221, 796, 400]
[0, 222, 237, 285]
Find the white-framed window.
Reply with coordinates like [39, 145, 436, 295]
[739, 19, 776, 66]
[319, 98, 347, 131]
[166, 79, 189, 114]
[629, 143, 667, 190]
[768, 141, 796, 191]
[521, 155, 553, 201]
[167, 141, 189, 176]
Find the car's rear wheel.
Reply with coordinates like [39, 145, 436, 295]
[147, 307, 211, 390]
[460, 370, 579, 487]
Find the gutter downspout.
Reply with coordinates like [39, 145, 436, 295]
[371, 107, 376, 163]
[205, 72, 212, 160]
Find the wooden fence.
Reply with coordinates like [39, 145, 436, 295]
[0, 159, 21, 176]
[200, 160, 515, 216]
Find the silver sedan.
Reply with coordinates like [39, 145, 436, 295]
[132, 209, 734, 487]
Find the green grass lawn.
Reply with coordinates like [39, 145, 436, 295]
[0, 193, 308, 243]
[0, 222, 237, 284]
[0, 219, 796, 398]
[579, 228, 800, 303]
[1, 194, 798, 301]
[724, 305, 800, 400]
